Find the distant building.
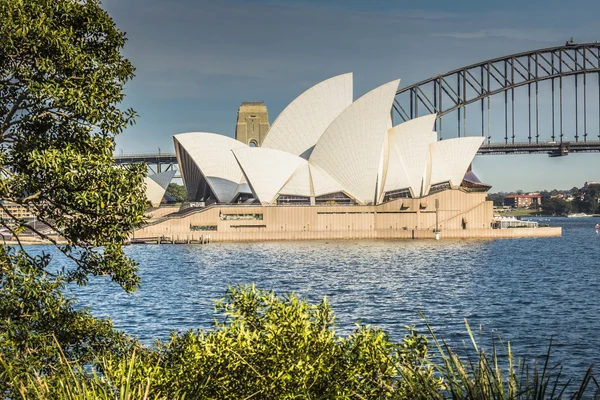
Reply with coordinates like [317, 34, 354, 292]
[235, 102, 270, 147]
[504, 194, 541, 208]
[550, 192, 575, 202]
[584, 181, 598, 188]
[0, 201, 36, 223]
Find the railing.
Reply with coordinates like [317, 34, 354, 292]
[114, 153, 177, 164]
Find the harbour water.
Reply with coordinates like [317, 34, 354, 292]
[41, 217, 600, 380]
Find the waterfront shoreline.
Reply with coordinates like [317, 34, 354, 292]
[2, 237, 68, 246]
[129, 226, 561, 244]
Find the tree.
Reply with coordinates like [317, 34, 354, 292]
[541, 198, 570, 216]
[486, 192, 506, 207]
[0, 0, 147, 393]
[166, 182, 188, 202]
[539, 190, 552, 203]
[569, 184, 600, 214]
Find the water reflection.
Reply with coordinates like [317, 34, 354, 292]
[26, 217, 600, 381]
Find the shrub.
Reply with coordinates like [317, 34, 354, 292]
[3, 285, 598, 399]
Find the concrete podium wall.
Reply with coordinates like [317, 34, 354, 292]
[134, 189, 559, 242]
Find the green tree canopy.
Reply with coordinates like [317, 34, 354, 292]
[1, 0, 146, 287]
[0, 0, 147, 393]
[166, 182, 187, 203]
[486, 192, 506, 207]
[541, 197, 571, 216]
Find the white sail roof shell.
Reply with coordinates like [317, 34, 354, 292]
[385, 114, 437, 197]
[309, 164, 346, 197]
[145, 170, 176, 207]
[270, 162, 347, 199]
[144, 176, 168, 207]
[172, 76, 487, 206]
[382, 141, 411, 195]
[279, 163, 312, 197]
[232, 147, 306, 205]
[427, 136, 484, 192]
[261, 73, 353, 159]
[149, 170, 176, 191]
[231, 151, 345, 200]
[173, 132, 248, 203]
[309, 79, 401, 204]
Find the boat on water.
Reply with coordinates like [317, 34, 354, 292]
[567, 213, 594, 218]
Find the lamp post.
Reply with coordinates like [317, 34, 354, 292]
[435, 199, 440, 240]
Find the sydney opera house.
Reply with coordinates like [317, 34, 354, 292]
[136, 74, 559, 241]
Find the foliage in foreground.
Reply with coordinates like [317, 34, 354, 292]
[0, 0, 148, 290]
[1, 0, 147, 395]
[0, 248, 137, 397]
[2, 285, 598, 400]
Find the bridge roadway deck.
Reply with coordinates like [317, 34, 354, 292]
[114, 153, 177, 164]
[114, 140, 600, 165]
[477, 140, 600, 156]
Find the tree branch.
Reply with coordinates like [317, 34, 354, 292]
[1, 93, 26, 136]
[0, 201, 91, 279]
[21, 191, 42, 203]
[0, 204, 58, 278]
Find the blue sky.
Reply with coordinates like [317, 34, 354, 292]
[102, 0, 600, 192]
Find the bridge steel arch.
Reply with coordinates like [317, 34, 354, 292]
[393, 41, 600, 148]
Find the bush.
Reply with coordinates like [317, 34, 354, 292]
[4, 285, 599, 399]
[0, 248, 137, 398]
[146, 285, 440, 399]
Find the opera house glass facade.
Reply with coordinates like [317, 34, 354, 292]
[136, 74, 558, 241]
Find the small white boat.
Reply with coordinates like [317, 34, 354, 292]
[567, 213, 593, 218]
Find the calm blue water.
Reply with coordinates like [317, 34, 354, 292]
[32, 218, 600, 380]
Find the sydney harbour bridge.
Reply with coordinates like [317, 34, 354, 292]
[115, 41, 600, 172]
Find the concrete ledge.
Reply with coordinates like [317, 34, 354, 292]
[405, 227, 561, 239]
[130, 227, 561, 243]
[2, 237, 69, 246]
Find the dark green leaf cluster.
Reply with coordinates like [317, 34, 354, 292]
[166, 182, 187, 203]
[541, 197, 571, 216]
[0, 248, 135, 398]
[144, 285, 440, 399]
[570, 184, 600, 215]
[0, 0, 147, 289]
[0, 0, 147, 394]
[486, 192, 507, 207]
